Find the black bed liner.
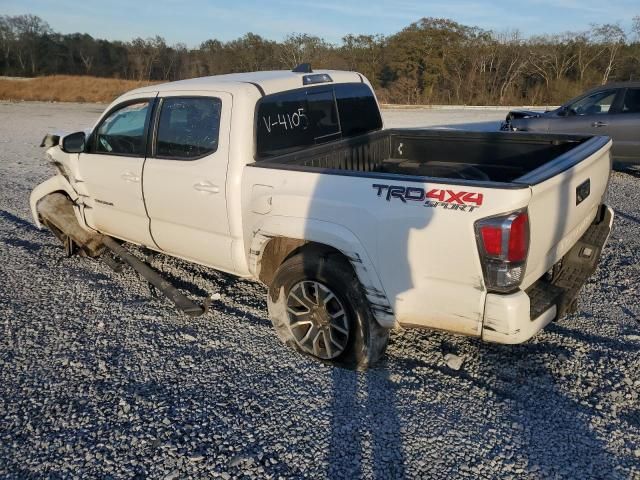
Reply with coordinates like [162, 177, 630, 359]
[251, 129, 610, 188]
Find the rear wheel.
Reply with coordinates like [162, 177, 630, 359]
[285, 280, 350, 360]
[267, 247, 389, 370]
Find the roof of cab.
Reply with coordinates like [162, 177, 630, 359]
[126, 69, 365, 97]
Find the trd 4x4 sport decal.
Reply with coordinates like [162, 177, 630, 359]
[372, 184, 483, 212]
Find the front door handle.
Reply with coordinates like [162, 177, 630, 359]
[193, 181, 220, 194]
[592, 121, 608, 127]
[121, 171, 140, 182]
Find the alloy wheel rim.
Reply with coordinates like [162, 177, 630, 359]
[285, 281, 350, 359]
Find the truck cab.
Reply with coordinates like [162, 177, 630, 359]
[31, 68, 615, 369]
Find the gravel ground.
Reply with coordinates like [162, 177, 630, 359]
[0, 101, 639, 479]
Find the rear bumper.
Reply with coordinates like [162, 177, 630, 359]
[482, 204, 614, 344]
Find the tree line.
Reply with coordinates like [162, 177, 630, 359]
[1, 14, 639, 105]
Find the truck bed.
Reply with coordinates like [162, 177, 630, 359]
[253, 129, 609, 186]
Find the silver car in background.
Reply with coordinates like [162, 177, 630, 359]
[503, 82, 640, 165]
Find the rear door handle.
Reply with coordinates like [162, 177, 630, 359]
[591, 121, 608, 127]
[193, 181, 220, 194]
[121, 171, 140, 182]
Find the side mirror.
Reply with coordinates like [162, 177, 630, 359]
[61, 131, 86, 153]
[556, 106, 568, 117]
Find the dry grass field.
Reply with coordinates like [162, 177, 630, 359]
[0, 76, 157, 103]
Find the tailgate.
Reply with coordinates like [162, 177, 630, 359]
[520, 136, 612, 289]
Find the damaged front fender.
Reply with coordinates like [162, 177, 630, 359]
[30, 175, 80, 229]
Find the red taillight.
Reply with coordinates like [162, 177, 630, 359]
[475, 210, 529, 293]
[507, 212, 529, 262]
[481, 226, 502, 256]
[478, 212, 529, 260]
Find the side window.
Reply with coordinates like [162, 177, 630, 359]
[155, 97, 222, 160]
[568, 90, 617, 116]
[621, 88, 640, 114]
[95, 101, 150, 155]
[335, 83, 383, 136]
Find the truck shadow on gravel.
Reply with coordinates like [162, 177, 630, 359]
[387, 331, 627, 478]
[328, 366, 406, 479]
[547, 322, 638, 352]
[496, 156, 631, 477]
[143, 257, 272, 328]
[1, 235, 42, 253]
[299, 133, 431, 478]
[0, 208, 44, 233]
[614, 209, 640, 226]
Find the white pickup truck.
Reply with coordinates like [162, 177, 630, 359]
[30, 66, 614, 369]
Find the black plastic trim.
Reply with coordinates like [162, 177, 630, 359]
[514, 135, 610, 184]
[292, 63, 312, 73]
[142, 97, 161, 250]
[149, 97, 163, 158]
[248, 161, 528, 189]
[146, 96, 161, 157]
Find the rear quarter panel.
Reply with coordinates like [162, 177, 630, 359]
[242, 166, 531, 335]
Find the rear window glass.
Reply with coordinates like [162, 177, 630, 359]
[256, 82, 382, 158]
[335, 83, 384, 137]
[156, 97, 222, 159]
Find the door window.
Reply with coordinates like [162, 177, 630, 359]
[155, 97, 222, 160]
[95, 101, 150, 155]
[621, 88, 640, 114]
[567, 90, 617, 116]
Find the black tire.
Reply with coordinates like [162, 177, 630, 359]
[267, 246, 389, 370]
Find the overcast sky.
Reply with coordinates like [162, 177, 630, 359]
[2, 0, 637, 45]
